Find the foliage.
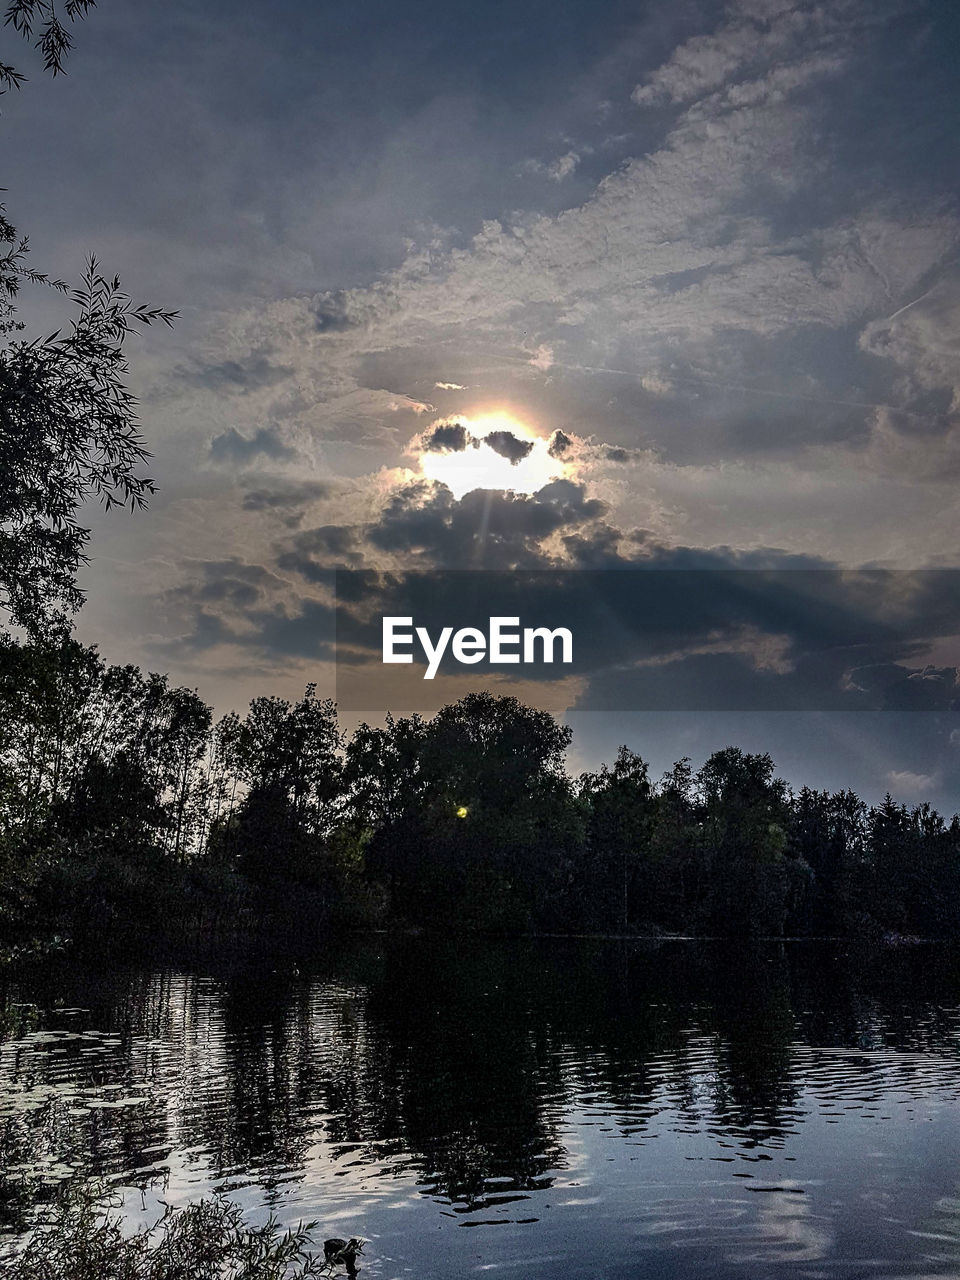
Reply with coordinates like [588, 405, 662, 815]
[2, 0, 96, 94]
[694, 747, 798, 938]
[1, 634, 960, 946]
[578, 746, 654, 931]
[0, 258, 176, 632]
[352, 693, 579, 930]
[1, 1, 176, 634]
[4, 1191, 328, 1279]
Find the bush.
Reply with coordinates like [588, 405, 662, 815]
[4, 1192, 329, 1279]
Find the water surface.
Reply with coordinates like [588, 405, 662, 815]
[3, 938, 960, 1278]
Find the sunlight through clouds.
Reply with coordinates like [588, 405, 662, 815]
[414, 413, 571, 498]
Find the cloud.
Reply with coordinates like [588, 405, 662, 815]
[163, 0, 952, 586]
[208, 426, 297, 466]
[181, 352, 294, 394]
[391, 399, 434, 415]
[211, 51, 952, 472]
[152, 553, 337, 671]
[886, 769, 939, 796]
[640, 372, 674, 396]
[348, 477, 610, 570]
[522, 151, 581, 182]
[150, 440, 960, 729]
[276, 524, 365, 576]
[420, 422, 474, 453]
[548, 430, 573, 458]
[484, 430, 535, 464]
[860, 268, 960, 367]
[843, 661, 960, 710]
[311, 289, 367, 332]
[853, 270, 960, 480]
[855, 407, 960, 484]
[547, 150, 580, 181]
[240, 480, 333, 510]
[166, 559, 281, 610]
[240, 480, 335, 527]
[630, 0, 861, 108]
[270, 464, 833, 581]
[529, 344, 554, 370]
[171, 598, 338, 665]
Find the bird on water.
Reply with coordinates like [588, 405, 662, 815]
[323, 1237, 364, 1275]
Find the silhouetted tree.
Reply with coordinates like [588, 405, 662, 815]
[1, 629, 959, 947]
[648, 758, 700, 929]
[695, 748, 805, 938]
[1, 3, 175, 633]
[2, 0, 96, 95]
[789, 787, 867, 935]
[578, 747, 655, 931]
[358, 692, 579, 931]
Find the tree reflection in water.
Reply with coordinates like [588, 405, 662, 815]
[3, 939, 960, 1274]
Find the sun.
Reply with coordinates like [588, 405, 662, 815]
[417, 412, 568, 499]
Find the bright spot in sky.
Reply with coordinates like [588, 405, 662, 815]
[417, 412, 568, 499]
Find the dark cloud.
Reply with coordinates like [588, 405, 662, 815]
[209, 426, 296, 465]
[240, 481, 334, 527]
[604, 446, 631, 463]
[154, 556, 337, 664]
[843, 663, 960, 711]
[312, 290, 359, 333]
[183, 353, 294, 394]
[276, 525, 365, 576]
[241, 482, 333, 511]
[561, 523, 628, 567]
[159, 552, 960, 728]
[240, 599, 338, 662]
[156, 465, 960, 739]
[421, 422, 474, 453]
[549, 430, 572, 458]
[362, 479, 608, 569]
[166, 558, 283, 611]
[536, 479, 606, 518]
[163, 600, 337, 665]
[169, 609, 243, 653]
[154, 559, 287, 658]
[575, 649, 960, 717]
[230, 475, 918, 708]
[484, 430, 535, 464]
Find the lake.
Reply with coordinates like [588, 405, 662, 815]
[3, 937, 960, 1278]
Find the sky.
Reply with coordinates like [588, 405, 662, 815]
[4, 0, 960, 807]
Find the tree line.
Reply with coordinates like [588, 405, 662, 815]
[2, 630, 958, 951]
